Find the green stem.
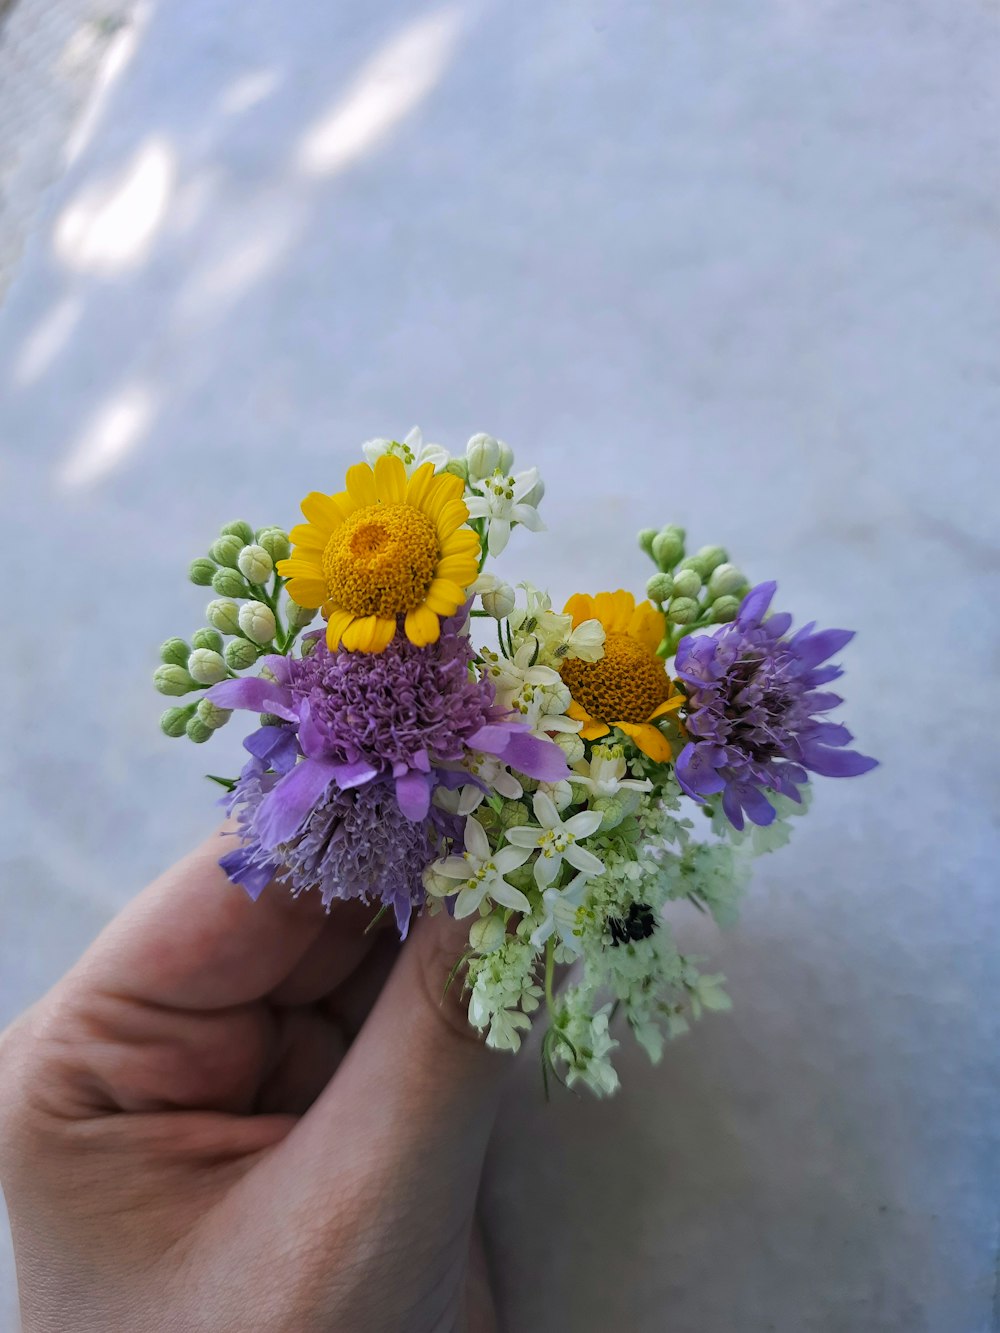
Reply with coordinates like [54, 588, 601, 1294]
[544, 939, 556, 1018]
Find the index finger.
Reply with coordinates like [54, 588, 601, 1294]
[74, 827, 359, 1010]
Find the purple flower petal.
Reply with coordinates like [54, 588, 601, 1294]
[737, 581, 777, 629]
[801, 745, 879, 778]
[497, 729, 569, 782]
[207, 676, 297, 721]
[255, 758, 344, 850]
[395, 769, 431, 820]
[219, 845, 277, 901]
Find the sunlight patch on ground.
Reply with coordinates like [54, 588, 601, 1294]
[217, 67, 282, 117]
[57, 382, 157, 488]
[296, 6, 463, 177]
[172, 211, 298, 324]
[54, 136, 175, 273]
[10, 296, 83, 388]
[65, 3, 151, 169]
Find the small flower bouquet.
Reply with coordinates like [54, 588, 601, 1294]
[155, 430, 876, 1096]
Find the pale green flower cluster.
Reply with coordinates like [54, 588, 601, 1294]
[152, 519, 314, 746]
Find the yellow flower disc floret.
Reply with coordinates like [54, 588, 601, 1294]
[560, 632, 672, 725]
[559, 589, 683, 763]
[278, 454, 481, 654]
[322, 504, 440, 620]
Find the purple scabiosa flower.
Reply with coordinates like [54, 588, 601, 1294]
[221, 772, 458, 936]
[208, 619, 567, 858]
[674, 582, 877, 829]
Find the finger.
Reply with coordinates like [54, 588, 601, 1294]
[269, 900, 393, 1007]
[75, 829, 370, 1010]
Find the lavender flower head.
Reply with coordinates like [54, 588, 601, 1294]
[674, 582, 876, 829]
[209, 618, 567, 921]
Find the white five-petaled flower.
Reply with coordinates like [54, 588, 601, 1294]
[530, 873, 588, 956]
[571, 744, 653, 799]
[466, 467, 545, 556]
[506, 791, 605, 888]
[423, 816, 532, 918]
[481, 643, 582, 739]
[362, 426, 449, 476]
[509, 584, 606, 666]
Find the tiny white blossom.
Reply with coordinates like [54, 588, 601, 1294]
[424, 816, 532, 918]
[472, 572, 516, 619]
[530, 873, 588, 955]
[480, 644, 581, 739]
[362, 426, 449, 475]
[506, 791, 604, 888]
[571, 744, 653, 800]
[508, 584, 604, 665]
[466, 467, 545, 556]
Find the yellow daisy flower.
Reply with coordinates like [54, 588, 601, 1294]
[559, 590, 683, 763]
[277, 454, 481, 653]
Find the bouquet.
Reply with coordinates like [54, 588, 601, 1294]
[154, 429, 876, 1096]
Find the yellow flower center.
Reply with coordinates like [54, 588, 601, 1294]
[560, 632, 671, 724]
[322, 503, 440, 619]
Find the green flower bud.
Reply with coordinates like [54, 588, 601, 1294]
[695, 544, 727, 574]
[196, 698, 232, 730]
[707, 563, 746, 599]
[211, 567, 252, 598]
[206, 599, 242, 635]
[160, 704, 195, 737]
[496, 438, 515, 473]
[553, 731, 586, 765]
[442, 457, 469, 482]
[651, 527, 685, 570]
[672, 568, 702, 599]
[286, 600, 317, 629]
[667, 597, 699, 625]
[237, 543, 273, 585]
[154, 664, 194, 696]
[220, 520, 255, 545]
[259, 712, 285, 727]
[645, 572, 674, 603]
[192, 627, 224, 653]
[256, 527, 291, 563]
[466, 433, 501, 481]
[188, 557, 217, 586]
[678, 553, 711, 578]
[187, 648, 228, 685]
[225, 637, 261, 670]
[185, 716, 214, 744]
[470, 914, 507, 953]
[160, 637, 190, 667]
[499, 800, 531, 831]
[593, 795, 627, 830]
[637, 528, 658, 556]
[710, 595, 741, 623]
[238, 600, 276, 645]
[209, 534, 244, 568]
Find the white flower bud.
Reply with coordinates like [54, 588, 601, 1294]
[553, 731, 586, 765]
[469, 914, 507, 953]
[238, 600, 277, 645]
[707, 563, 746, 598]
[496, 438, 514, 472]
[422, 862, 455, 898]
[187, 648, 228, 685]
[672, 568, 702, 599]
[206, 599, 242, 635]
[667, 597, 699, 625]
[482, 580, 516, 619]
[466, 433, 501, 481]
[238, 544, 273, 585]
[196, 698, 232, 730]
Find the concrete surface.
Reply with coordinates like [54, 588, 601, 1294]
[0, 1, 998, 1329]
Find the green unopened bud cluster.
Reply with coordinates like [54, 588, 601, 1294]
[639, 522, 750, 641]
[189, 521, 291, 591]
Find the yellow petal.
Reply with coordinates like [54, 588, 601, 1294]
[288, 523, 328, 551]
[342, 614, 385, 652]
[326, 609, 355, 651]
[374, 452, 407, 503]
[285, 577, 328, 607]
[423, 578, 466, 614]
[277, 556, 324, 581]
[435, 553, 479, 585]
[367, 616, 398, 652]
[651, 695, 684, 719]
[566, 700, 592, 723]
[441, 528, 481, 558]
[596, 590, 635, 634]
[421, 472, 465, 520]
[436, 499, 471, 541]
[405, 604, 441, 647]
[345, 463, 378, 508]
[580, 722, 611, 741]
[563, 593, 596, 629]
[300, 491, 348, 531]
[616, 721, 671, 763]
[406, 461, 436, 510]
[629, 601, 666, 655]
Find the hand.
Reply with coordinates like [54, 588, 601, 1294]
[0, 830, 505, 1332]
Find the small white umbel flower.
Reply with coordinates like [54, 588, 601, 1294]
[423, 816, 533, 918]
[465, 466, 545, 556]
[505, 791, 604, 888]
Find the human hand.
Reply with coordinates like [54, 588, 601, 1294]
[0, 830, 505, 1332]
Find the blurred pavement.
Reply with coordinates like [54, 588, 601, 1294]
[0, 2, 998, 1329]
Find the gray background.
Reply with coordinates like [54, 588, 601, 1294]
[1, 1, 998, 1329]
